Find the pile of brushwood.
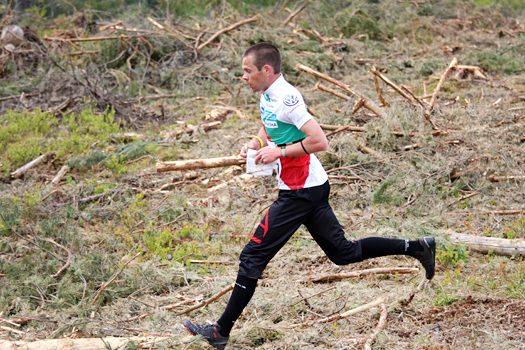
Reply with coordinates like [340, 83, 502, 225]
[1, 0, 525, 349]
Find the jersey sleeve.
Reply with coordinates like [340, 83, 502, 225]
[282, 92, 313, 130]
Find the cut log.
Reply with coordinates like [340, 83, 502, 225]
[10, 153, 48, 178]
[447, 230, 525, 256]
[157, 156, 246, 173]
[0, 336, 170, 350]
[51, 165, 70, 185]
[296, 63, 388, 119]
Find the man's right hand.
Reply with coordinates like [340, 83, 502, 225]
[240, 139, 261, 158]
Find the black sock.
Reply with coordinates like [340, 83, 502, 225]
[360, 237, 423, 260]
[216, 275, 257, 336]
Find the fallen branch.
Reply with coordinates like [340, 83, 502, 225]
[315, 82, 352, 102]
[301, 267, 418, 283]
[281, 0, 313, 28]
[325, 125, 350, 137]
[0, 325, 25, 335]
[78, 193, 105, 205]
[197, 15, 259, 51]
[161, 121, 222, 140]
[424, 57, 458, 129]
[363, 302, 388, 350]
[288, 296, 386, 328]
[296, 63, 388, 119]
[319, 124, 365, 132]
[370, 66, 413, 103]
[446, 191, 479, 207]
[447, 230, 525, 256]
[157, 156, 246, 173]
[10, 153, 48, 178]
[43, 238, 73, 278]
[373, 74, 390, 107]
[401, 85, 428, 108]
[175, 283, 234, 315]
[91, 252, 141, 304]
[51, 165, 70, 185]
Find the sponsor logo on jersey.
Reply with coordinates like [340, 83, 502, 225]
[283, 94, 299, 106]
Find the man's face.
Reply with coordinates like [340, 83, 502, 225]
[242, 55, 268, 92]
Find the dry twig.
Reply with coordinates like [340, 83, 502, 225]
[302, 267, 418, 283]
[424, 57, 458, 129]
[297, 63, 387, 119]
[91, 252, 141, 304]
[288, 296, 386, 328]
[175, 283, 234, 315]
[281, 0, 313, 28]
[363, 302, 388, 350]
[197, 15, 259, 51]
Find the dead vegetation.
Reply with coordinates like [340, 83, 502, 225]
[1, 0, 525, 349]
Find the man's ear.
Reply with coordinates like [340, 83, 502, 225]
[263, 64, 274, 76]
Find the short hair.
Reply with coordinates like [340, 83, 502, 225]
[243, 42, 281, 74]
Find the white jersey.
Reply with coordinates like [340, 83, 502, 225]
[260, 75, 328, 190]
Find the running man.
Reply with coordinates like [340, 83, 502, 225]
[183, 42, 436, 350]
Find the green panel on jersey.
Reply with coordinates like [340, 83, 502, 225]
[266, 120, 306, 145]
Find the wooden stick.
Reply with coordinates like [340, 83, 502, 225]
[363, 302, 388, 350]
[91, 252, 141, 304]
[157, 156, 246, 173]
[175, 283, 234, 315]
[447, 231, 525, 256]
[78, 193, 105, 205]
[161, 121, 222, 140]
[0, 325, 25, 335]
[10, 153, 48, 178]
[281, 0, 313, 28]
[189, 260, 236, 265]
[296, 63, 388, 119]
[447, 209, 525, 216]
[373, 74, 390, 107]
[315, 83, 352, 101]
[197, 15, 259, 51]
[319, 124, 365, 132]
[370, 66, 413, 103]
[424, 57, 458, 129]
[302, 267, 418, 283]
[325, 126, 350, 137]
[489, 174, 525, 182]
[401, 85, 428, 108]
[403, 143, 422, 151]
[288, 296, 386, 328]
[446, 191, 479, 207]
[51, 165, 70, 185]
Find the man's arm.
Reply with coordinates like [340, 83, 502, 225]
[254, 119, 328, 164]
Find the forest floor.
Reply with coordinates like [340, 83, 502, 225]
[1, 1, 525, 349]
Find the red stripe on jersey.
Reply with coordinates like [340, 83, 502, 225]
[280, 155, 310, 190]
